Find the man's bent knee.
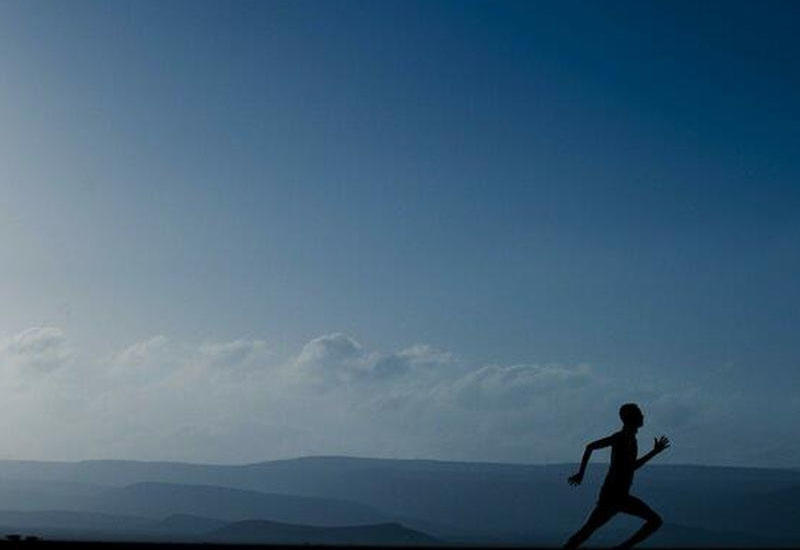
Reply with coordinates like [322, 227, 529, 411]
[649, 514, 663, 529]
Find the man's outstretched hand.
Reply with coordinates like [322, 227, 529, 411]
[568, 473, 583, 486]
[653, 435, 670, 453]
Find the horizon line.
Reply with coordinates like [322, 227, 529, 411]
[0, 454, 796, 472]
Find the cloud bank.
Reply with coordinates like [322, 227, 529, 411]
[0, 327, 792, 467]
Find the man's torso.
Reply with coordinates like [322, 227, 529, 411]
[599, 430, 637, 502]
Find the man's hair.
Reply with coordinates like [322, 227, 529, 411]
[619, 403, 642, 425]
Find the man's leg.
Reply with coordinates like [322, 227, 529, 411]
[615, 495, 663, 549]
[564, 503, 616, 549]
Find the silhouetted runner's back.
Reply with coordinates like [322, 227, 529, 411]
[564, 403, 670, 549]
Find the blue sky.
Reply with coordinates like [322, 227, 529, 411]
[0, 1, 798, 465]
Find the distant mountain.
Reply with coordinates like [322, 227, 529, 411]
[0, 511, 437, 545]
[86, 482, 387, 525]
[0, 509, 150, 531]
[210, 519, 438, 545]
[153, 514, 227, 535]
[0, 478, 106, 510]
[1, 456, 800, 545]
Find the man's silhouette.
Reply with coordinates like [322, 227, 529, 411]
[564, 403, 669, 549]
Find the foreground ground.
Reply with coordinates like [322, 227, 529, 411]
[0, 542, 795, 550]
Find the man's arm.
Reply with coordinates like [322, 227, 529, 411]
[635, 435, 670, 470]
[568, 433, 618, 485]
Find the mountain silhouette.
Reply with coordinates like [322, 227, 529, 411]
[0, 509, 150, 531]
[88, 481, 387, 525]
[153, 513, 228, 534]
[0, 457, 799, 545]
[210, 519, 439, 545]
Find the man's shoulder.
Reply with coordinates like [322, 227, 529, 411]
[609, 430, 636, 445]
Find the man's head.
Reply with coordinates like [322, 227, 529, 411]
[619, 403, 644, 428]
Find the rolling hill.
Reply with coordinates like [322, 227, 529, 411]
[0, 457, 799, 545]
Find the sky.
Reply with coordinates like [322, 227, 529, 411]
[0, 0, 798, 466]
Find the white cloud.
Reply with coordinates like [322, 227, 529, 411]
[294, 333, 366, 384]
[450, 363, 592, 410]
[0, 326, 72, 377]
[198, 338, 271, 369]
[371, 344, 454, 381]
[0, 326, 793, 466]
[292, 333, 455, 387]
[112, 335, 169, 367]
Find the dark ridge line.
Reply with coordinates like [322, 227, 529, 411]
[0, 456, 796, 473]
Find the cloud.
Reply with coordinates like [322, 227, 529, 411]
[0, 327, 72, 376]
[372, 344, 454, 380]
[0, 326, 792, 466]
[198, 339, 271, 369]
[450, 363, 592, 411]
[292, 333, 455, 387]
[294, 333, 365, 384]
[112, 335, 169, 367]
[107, 335, 179, 385]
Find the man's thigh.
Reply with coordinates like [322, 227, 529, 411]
[618, 494, 660, 522]
[581, 502, 618, 530]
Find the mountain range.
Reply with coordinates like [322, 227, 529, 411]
[0, 456, 797, 546]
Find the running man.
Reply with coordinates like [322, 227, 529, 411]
[564, 403, 670, 549]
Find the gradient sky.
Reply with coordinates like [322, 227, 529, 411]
[0, 1, 798, 466]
